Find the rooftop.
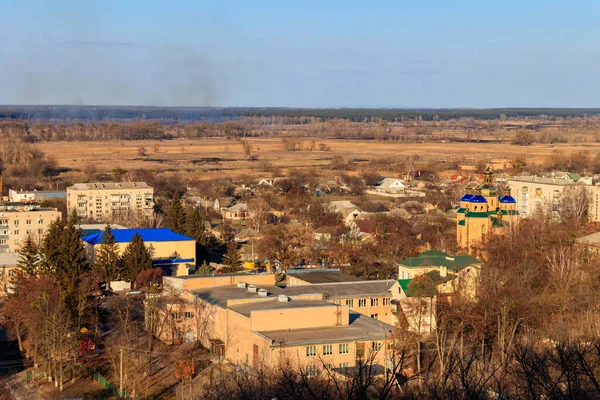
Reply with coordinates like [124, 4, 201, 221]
[68, 182, 152, 190]
[287, 269, 363, 284]
[0, 252, 20, 266]
[82, 228, 194, 245]
[398, 249, 480, 272]
[191, 280, 396, 308]
[258, 313, 394, 346]
[575, 231, 600, 247]
[230, 298, 333, 318]
[508, 174, 581, 186]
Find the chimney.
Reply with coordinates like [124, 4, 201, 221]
[440, 266, 447, 277]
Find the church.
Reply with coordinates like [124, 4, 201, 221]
[456, 167, 519, 249]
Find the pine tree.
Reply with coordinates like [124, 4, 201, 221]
[185, 206, 206, 241]
[222, 241, 242, 272]
[121, 232, 153, 284]
[57, 223, 89, 295]
[40, 217, 65, 274]
[93, 225, 122, 284]
[17, 234, 39, 276]
[166, 193, 186, 234]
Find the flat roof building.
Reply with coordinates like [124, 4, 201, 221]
[67, 182, 154, 221]
[82, 228, 195, 276]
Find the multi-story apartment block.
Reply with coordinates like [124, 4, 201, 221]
[508, 173, 600, 221]
[66, 182, 154, 220]
[0, 203, 61, 252]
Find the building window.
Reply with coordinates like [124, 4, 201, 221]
[339, 343, 349, 354]
[370, 314, 379, 320]
[14, 230, 19, 235]
[358, 299, 366, 308]
[372, 342, 382, 352]
[174, 330, 183, 339]
[25, 220, 31, 225]
[306, 346, 316, 357]
[370, 298, 379, 307]
[339, 362, 350, 369]
[0, 240, 6, 245]
[38, 229, 44, 235]
[323, 344, 333, 355]
[14, 239, 20, 245]
[333, 300, 340, 305]
[383, 297, 390, 306]
[345, 299, 354, 308]
[306, 365, 317, 377]
[39, 219, 43, 224]
[184, 312, 194, 319]
[13, 221, 19, 226]
[171, 312, 181, 321]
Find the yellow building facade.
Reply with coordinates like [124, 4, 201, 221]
[456, 167, 519, 249]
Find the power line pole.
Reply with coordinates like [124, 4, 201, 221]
[119, 347, 123, 398]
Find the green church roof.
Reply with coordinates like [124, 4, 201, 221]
[398, 249, 480, 272]
[465, 211, 489, 218]
[458, 220, 465, 226]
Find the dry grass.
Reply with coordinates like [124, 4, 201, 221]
[33, 137, 600, 181]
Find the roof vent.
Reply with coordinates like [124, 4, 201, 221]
[247, 284, 257, 293]
[278, 295, 290, 303]
[445, 256, 455, 261]
[258, 289, 268, 297]
[237, 281, 247, 288]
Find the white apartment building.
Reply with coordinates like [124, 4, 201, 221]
[0, 204, 61, 252]
[66, 182, 154, 221]
[508, 174, 600, 221]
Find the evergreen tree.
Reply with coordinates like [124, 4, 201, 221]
[185, 206, 206, 241]
[69, 208, 81, 226]
[166, 193, 186, 234]
[40, 217, 65, 273]
[121, 232, 153, 284]
[56, 223, 89, 295]
[93, 225, 122, 285]
[17, 234, 39, 276]
[222, 241, 242, 272]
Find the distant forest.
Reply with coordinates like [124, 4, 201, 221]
[2, 105, 600, 123]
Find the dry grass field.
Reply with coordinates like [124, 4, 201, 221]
[32, 136, 600, 182]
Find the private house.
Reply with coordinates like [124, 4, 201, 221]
[327, 201, 361, 226]
[213, 197, 235, 214]
[158, 279, 396, 372]
[349, 218, 377, 241]
[222, 203, 249, 221]
[82, 228, 196, 276]
[67, 182, 154, 220]
[375, 178, 406, 194]
[575, 230, 600, 254]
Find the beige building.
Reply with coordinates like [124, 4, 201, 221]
[0, 204, 61, 252]
[158, 280, 396, 373]
[83, 228, 196, 276]
[0, 252, 20, 296]
[508, 173, 600, 221]
[456, 167, 519, 249]
[67, 182, 154, 220]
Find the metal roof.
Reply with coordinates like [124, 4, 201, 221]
[82, 228, 194, 244]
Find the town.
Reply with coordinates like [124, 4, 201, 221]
[1, 117, 600, 399]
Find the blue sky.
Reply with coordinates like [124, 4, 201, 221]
[1, 0, 599, 107]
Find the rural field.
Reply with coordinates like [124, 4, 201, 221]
[32, 136, 600, 181]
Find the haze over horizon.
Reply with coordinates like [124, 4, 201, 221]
[1, 0, 599, 108]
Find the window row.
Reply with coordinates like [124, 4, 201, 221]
[345, 297, 390, 308]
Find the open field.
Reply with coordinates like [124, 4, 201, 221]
[32, 137, 600, 181]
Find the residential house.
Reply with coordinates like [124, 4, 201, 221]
[214, 197, 235, 214]
[327, 201, 361, 226]
[0, 204, 61, 252]
[0, 252, 20, 296]
[9, 189, 66, 203]
[375, 178, 406, 194]
[222, 203, 249, 220]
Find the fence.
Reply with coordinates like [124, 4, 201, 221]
[89, 369, 130, 398]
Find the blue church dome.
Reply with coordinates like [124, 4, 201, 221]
[460, 194, 473, 202]
[499, 195, 516, 203]
[469, 195, 487, 203]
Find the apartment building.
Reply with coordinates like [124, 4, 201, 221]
[507, 173, 600, 221]
[9, 189, 66, 203]
[0, 204, 61, 252]
[66, 182, 154, 220]
[159, 281, 395, 373]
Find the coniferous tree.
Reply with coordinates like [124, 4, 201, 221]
[185, 206, 206, 241]
[57, 222, 89, 295]
[121, 232, 153, 285]
[17, 234, 40, 276]
[40, 217, 65, 273]
[93, 225, 122, 285]
[222, 241, 242, 272]
[166, 193, 186, 234]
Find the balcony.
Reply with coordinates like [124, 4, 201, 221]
[0, 225, 8, 230]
